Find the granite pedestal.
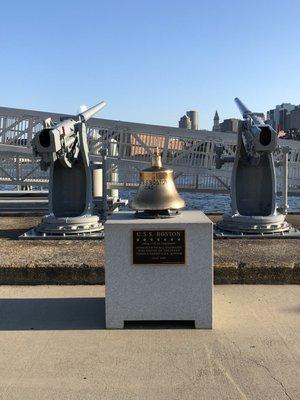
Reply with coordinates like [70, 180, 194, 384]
[105, 211, 213, 329]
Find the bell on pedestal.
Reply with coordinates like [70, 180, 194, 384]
[130, 149, 185, 218]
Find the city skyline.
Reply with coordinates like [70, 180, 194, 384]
[0, 0, 299, 129]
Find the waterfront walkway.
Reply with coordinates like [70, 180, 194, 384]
[0, 285, 299, 400]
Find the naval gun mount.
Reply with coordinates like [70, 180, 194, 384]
[21, 101, 108, 239]
[215, 97, 297, 238]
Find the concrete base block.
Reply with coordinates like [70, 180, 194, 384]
[106, 318, 124, 329]
[105, 211, 213, 329]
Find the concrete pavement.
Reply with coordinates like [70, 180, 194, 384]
[0, 285, 299, 399]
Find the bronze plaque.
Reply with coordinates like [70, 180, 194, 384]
[132, 230, 185, 264]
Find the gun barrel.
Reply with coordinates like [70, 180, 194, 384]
[234, 97, 277, 153]
[79, 101, 107, 122]
[234, 97, 251, 119]
[234, 97, 265, 126]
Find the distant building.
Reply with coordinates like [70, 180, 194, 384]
[253, 112, 265, 121]
[212, 111, 220, 131]
[178, 115, 192, 129]
[266, 103, 296, 132]
[289, 106, 300, 130]
[130, 134, 184, 155]
[286, 106, 300, 140]
[286, 128, 300, 141]
[186, 110, 199, 130]
[220, 118, 241, 133]
[178, 110, 199, 130]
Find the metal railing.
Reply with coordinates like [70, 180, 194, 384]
[0, 106, 300, 195]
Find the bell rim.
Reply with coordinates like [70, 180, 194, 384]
[130, 200, 186, 211]
[139, 171, 174, 179]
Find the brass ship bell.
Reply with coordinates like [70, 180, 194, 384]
[130, 148, 185, 217]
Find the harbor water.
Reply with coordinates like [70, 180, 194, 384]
[1, 186, 299, 213]
[120, 190, 300, 213]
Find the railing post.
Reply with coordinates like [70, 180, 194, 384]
[100, 147, 108, 221]
[162, 136, 169, 164]
[281, 146, 289, 215]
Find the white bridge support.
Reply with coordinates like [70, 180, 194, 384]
[0, 106, 300, 195]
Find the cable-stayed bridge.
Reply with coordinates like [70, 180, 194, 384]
[0, 106, 299, 195]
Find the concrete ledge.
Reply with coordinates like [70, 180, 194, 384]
[0, 215, 299, 285]
[0, 263, 298, 285]
[214, 262, 300, 284]
[0, 267, 105, 285]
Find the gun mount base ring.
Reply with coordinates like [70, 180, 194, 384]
[216, 213, 291, 235]
[33, 214, 103, 236]
[19, 228, 104, 240]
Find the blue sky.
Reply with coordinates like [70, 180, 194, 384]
[0, 0, 299, 129]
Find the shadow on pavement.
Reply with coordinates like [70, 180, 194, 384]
[0, 228, 29, 239]
[280, 305, 300, 314]
[0, 297, 105, 330]
[124, 321, 195, 329]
